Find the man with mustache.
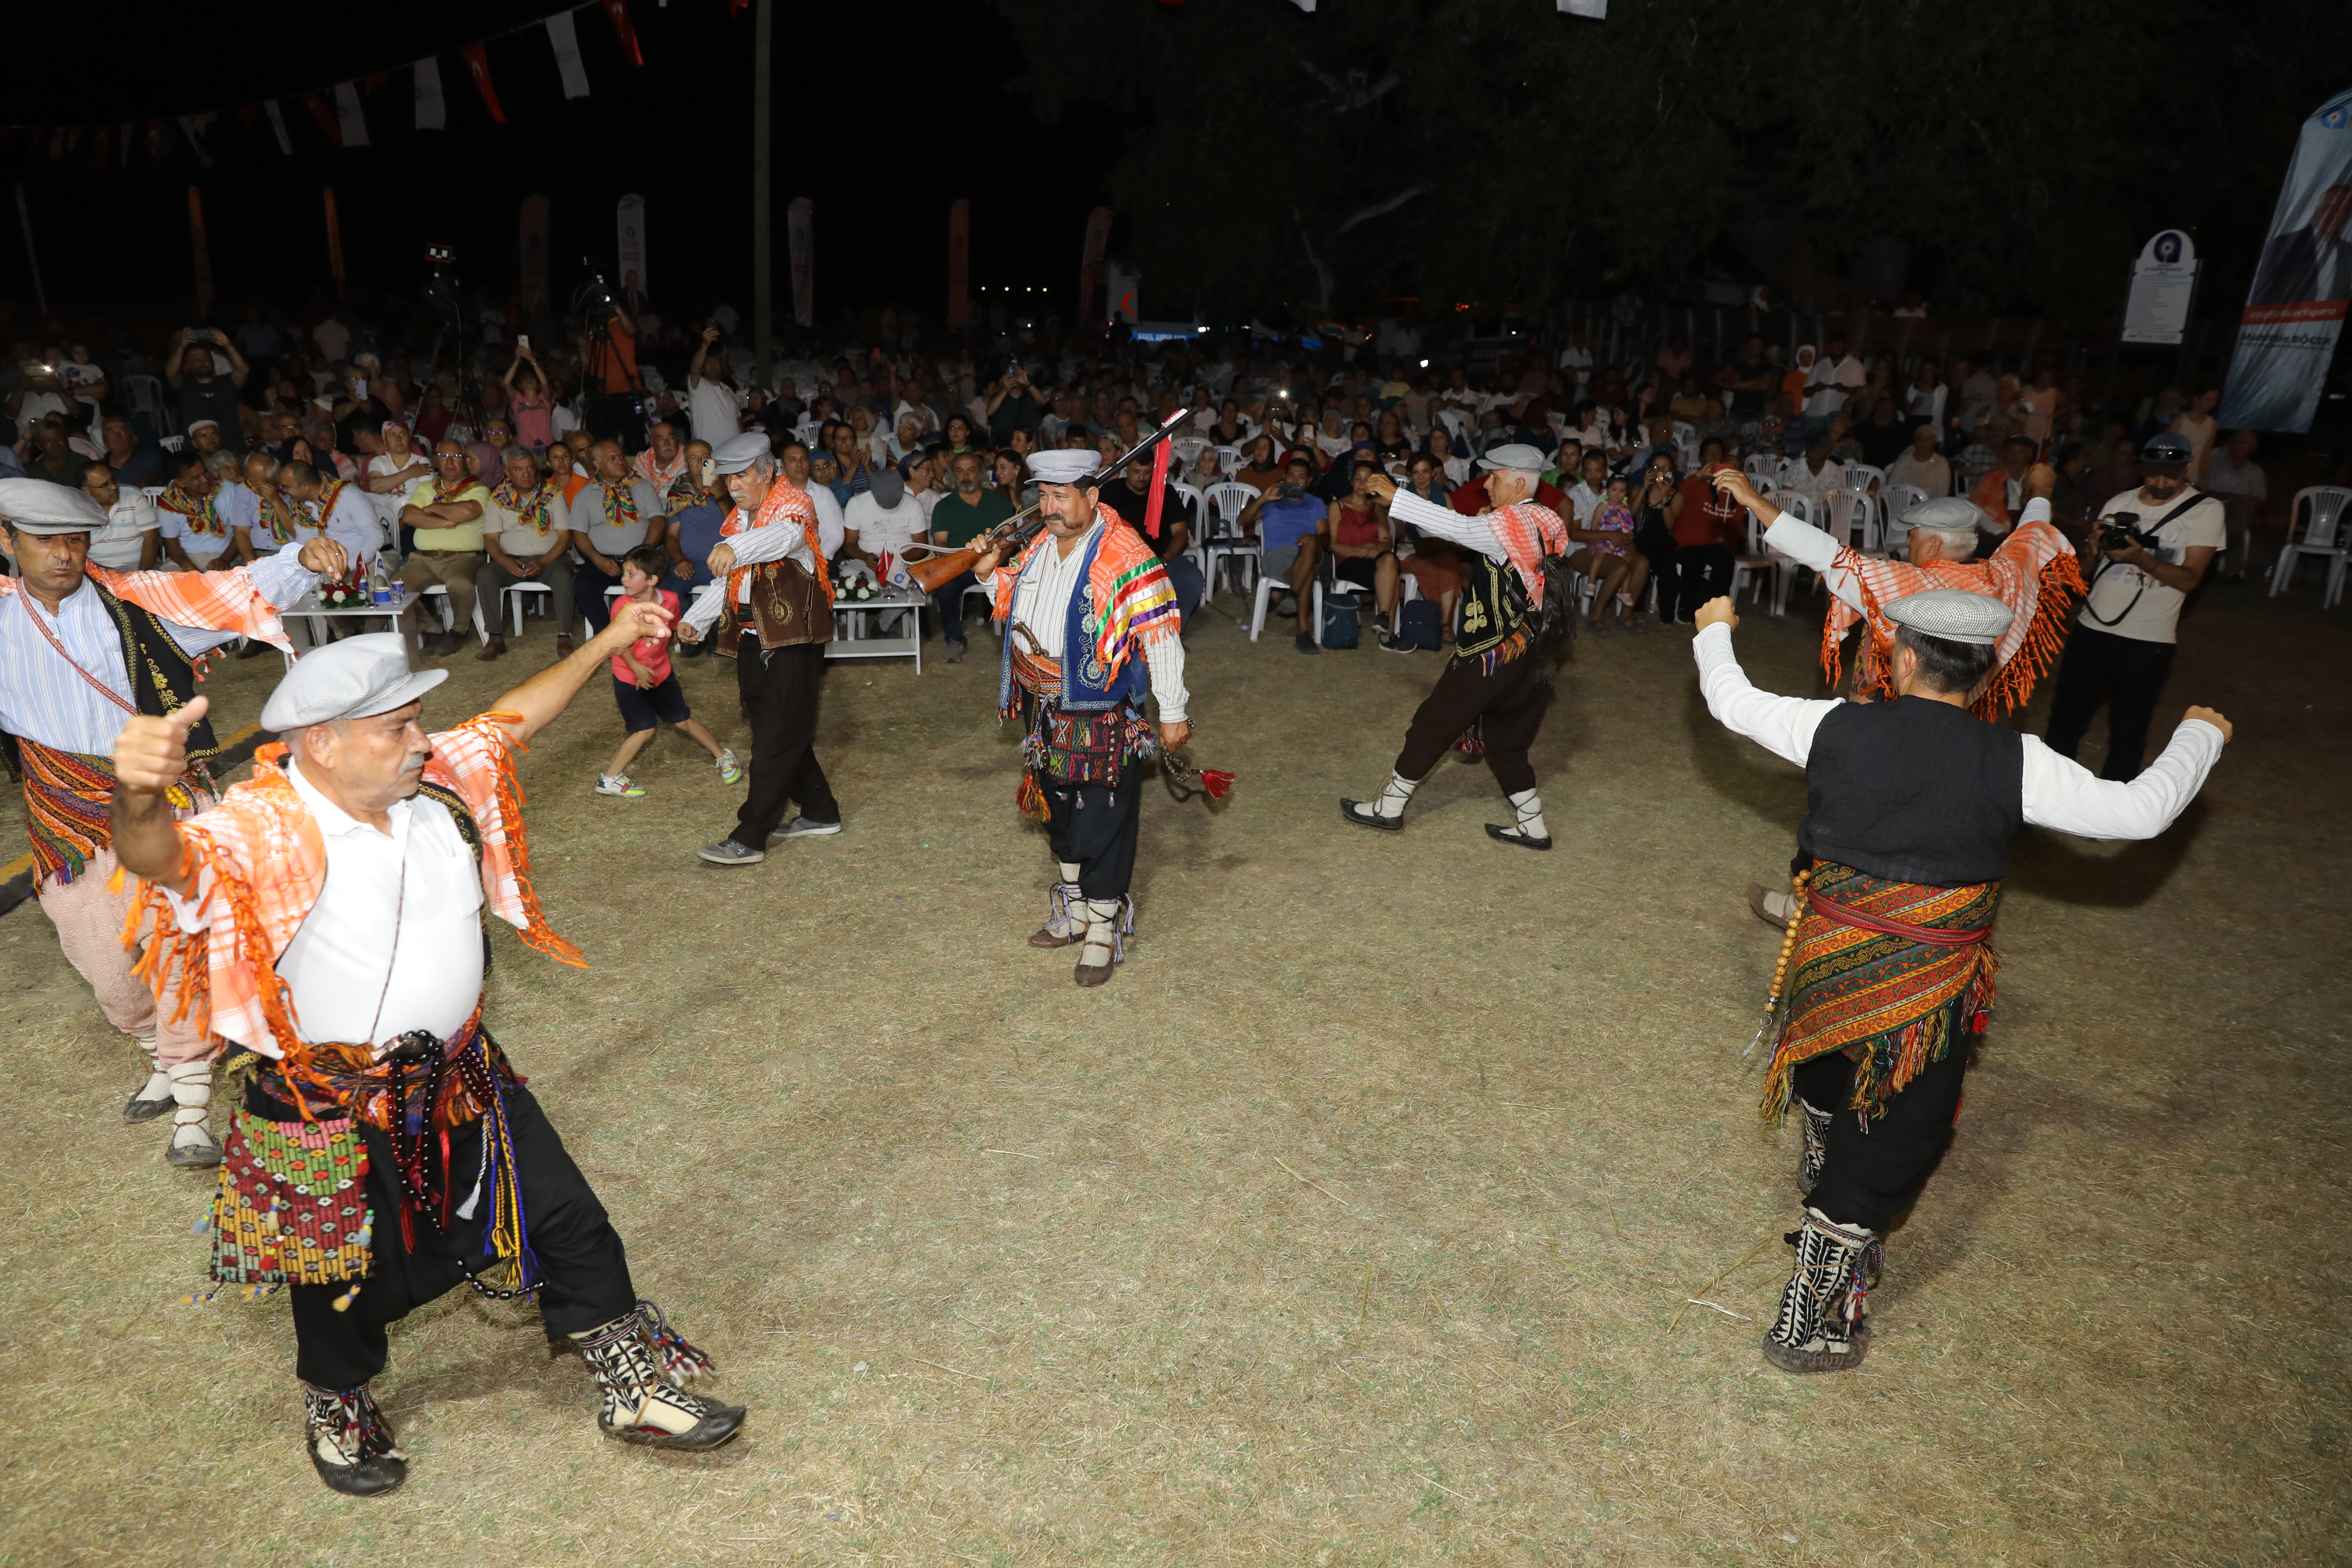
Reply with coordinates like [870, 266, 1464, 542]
[109, 607, 748, 1497]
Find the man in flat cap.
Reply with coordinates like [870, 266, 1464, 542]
[1342, 444, 1571, 850]
[0, 476, 343, 1167]
[678, 430, 844, 864]
[109, 610, 748, 1497]
[1689, 587, 2231, 1376]
[1710, 465, 2087, 926]
[968, 446, 1191, 987]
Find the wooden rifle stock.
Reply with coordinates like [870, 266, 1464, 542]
[898, 406, 1196, 596]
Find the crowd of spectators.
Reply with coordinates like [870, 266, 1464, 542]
[0, 289, 2307, 666]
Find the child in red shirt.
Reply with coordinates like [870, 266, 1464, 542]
[597, 546, 742, 797]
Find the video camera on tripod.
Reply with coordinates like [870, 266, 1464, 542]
[420, 241, 478, 409]
[573, 257, 647, 444]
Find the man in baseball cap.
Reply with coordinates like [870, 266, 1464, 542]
[108, 597, 751, 1495]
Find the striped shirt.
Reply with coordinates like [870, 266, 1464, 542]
[0, 553, 316, 754]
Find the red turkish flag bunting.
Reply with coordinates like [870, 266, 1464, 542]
[1143, 438, 1172, 539]
[299, 91, 342, 147]
[602, 0, 646, 66]
[460, 44, 506, 123]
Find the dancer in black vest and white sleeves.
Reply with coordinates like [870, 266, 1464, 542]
[1690, 588, 2229, 1374]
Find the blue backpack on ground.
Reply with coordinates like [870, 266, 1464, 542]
[1321, 590, 1362, 649]
[1398, 598, 1442, 650]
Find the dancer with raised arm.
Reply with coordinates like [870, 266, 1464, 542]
[0, 477, 341, 1167]
[110, 616, 747, 1497]
[1689, 589, 2228, 1375]
[1339, 444, 1569, 849]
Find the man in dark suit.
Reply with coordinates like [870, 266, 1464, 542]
[2248, 183, 2352, 306]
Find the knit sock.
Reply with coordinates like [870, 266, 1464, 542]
[1764, 889, 1798, 921]
[1374, 772, 1419, 820]
[1505, 788, 1548, 841]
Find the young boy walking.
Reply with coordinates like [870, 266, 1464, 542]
[599, 545, 742, 798]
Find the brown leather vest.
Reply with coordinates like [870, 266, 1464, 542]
[733, 555, 834, 652]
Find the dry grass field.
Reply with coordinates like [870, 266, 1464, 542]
[1, 576, 2345, 1566]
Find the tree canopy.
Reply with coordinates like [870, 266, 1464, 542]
[995, 0, 2352, 326]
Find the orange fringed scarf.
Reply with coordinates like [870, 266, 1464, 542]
[123, 712, 581, 1073]
[1817, 521, 2086, 720]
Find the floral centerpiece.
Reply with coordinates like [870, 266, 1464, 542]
[317, 558, 372, 610]
[833, 563, 880, 602]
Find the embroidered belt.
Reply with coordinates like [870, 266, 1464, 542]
[1807, 891, 1995, 947]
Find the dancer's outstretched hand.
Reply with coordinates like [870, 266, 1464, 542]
[1693, 597, 1739, 632]
[114, 697, 208, 796]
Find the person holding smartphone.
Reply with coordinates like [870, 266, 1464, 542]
[163, 327, 250, 436]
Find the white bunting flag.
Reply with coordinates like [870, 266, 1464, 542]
[175, 115, 214, 169]
[547, 13, 592, 99]
[414, 57, 447, 130]
[334, 82, 370, 147]
[1558, 0, 1608, 15]
[263, 100, 293, 156]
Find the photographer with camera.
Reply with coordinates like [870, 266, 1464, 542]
[2043, 432, 2225, 780]
[574, 271, 645, 451]
[163, 328, 250, 437]
[986, 359, 1045, 444]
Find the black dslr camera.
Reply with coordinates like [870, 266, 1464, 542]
[2099, 512, 2163, 555]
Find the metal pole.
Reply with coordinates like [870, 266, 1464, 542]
[13, 182, 46, 316]
[752, 0, 774, 384]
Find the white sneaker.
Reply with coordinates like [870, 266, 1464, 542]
[596, 774, 647, 798]
[714, 749, 743, 785]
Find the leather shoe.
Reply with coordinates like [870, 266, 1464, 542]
[477, 635, 506, 662]
[1748, 882, 1790, 930]
[1483, 823, 1553, 851]
[312, 1449, 408, 1497]
[1029, 924, 1080, 950]
[1338, 798, 1403, 832]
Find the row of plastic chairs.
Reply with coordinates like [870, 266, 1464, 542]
[2268, 485, 2352, 608]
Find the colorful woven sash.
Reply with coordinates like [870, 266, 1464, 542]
[211, 1110, 373, 1287]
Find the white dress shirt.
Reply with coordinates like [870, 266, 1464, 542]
[1692, 622, 2224, 841]
[680, 486, 847, 637]
[0, 553, 317, 755]
[1386, 486, 1509, 562]
[169, 756, 486, 1058]
[981, 522, 1189, 722]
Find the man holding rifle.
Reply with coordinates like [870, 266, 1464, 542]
[679, 433, 845, 866]
[968, 448, 1192, 988]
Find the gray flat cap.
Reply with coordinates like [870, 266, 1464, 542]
[1899, 496, 1986, 532]
[1884, 588, 2013, 645]
[259, 633, 448, 731]
[1028, 449, 1102, 486]
[711, 432, 775, 475]
[1475, 442, 1548, 475]
[0, 478, 110, 535]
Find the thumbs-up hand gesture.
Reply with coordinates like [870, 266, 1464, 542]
[114, 696, 207, 797]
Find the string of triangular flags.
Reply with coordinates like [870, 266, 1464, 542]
[0, 0, 654, 161]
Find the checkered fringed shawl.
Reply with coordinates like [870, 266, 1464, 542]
[991, 506, 1181, 693]
[0, 561, 296, 652]
[721, 481, 832, 612]
[124, 714, 581, 1059]
[1821, 519, 2085, 718]
[1486, 501, 1571, 606]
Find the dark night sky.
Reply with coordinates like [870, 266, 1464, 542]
[0, 1, 1109, 328]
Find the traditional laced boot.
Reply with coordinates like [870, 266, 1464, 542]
[124, 1031, 173, 1124]
[1794, 1097, 1833, 1194]
[1029, 864, 1085, 949]
[1339, 771, 1416, 833]
[1483, 788, 1553, 850]
[571, 1301, 747, 1451]
[303, 1381, 407, 1496]
[165, 1059, 221, 1169]
[1072, 897, 1130, 988]
[1761, 1208, 1884, 1375]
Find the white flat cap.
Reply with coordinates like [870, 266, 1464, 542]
[259, 633, 448, 730]
[1476, 442, 1548, 474]
[1028, 450, 1102, 486]
[1899, 496, 1985, 532]
[0, 477, 111, 535]
[1884, 588, 2012, 645]
[711, 432, 774, 474]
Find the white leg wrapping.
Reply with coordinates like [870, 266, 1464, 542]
[1078, 897, 1127, 969]
[1505, 788, 1549, 841]
[168, 1059, 217, 1150]
[1374, 771, 1419, 819]
[130, 1030, 171, 1106]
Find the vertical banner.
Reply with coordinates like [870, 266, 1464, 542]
[188, 185, 214, 320]
[546, 13, 592, 99]
[14, 182, 48, 316]
[520, 194, 551, 312]
[1107, 264, 1141, 323]
[414, 58, 447, 131]
[788, 196, 813, 328]
[2121, 230, 2197, 345]
[616, 194, 648, 304]
[2218, 89, 2352, 434]
[601, 0, 647, 68]
[946, 198, 970, 330]
[324, 187, 347, 299]
[460, 44, 507, 124]
[263, 99, 294, 156]
[1078, 205, 1112, 322]
[333, 82, 370, 147]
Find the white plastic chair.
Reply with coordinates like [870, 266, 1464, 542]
[1213, 444, 1243, 477]
[2269, 485, 2352, 603]
[1824, 487, 1878, 551]
[1880, 483, 1929, 530]
[420, 584, 490, 644]
[1171, 436, 1210, 470]
[1249, 566, 1323, 644]
[1203, 482, 1261, 598]
[123, 373, 170, 433]
[1743, 451, 1782, 483]
[500, 581, 553, 635]
[1843, 462, 1886, 496]
[1732, 511, 1787, 616]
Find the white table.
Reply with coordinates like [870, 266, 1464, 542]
[827, 583, 928, 673]
[274, 591, 422, 668]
